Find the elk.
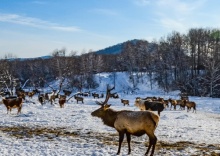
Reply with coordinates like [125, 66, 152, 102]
[74, 95, 84, 104]
[135, 98, 165, 116]
[63, 89, 72, 96]
[177, 100, 185, 110]
[28, 91, 35, 99]
[38, 94, 45, 105]
[16, 90, 26, 100]
[184, 100, 196, 113]
[59, 95, 66, 108]
[110, 92, 119, 99]
[92, 93, 99, 99]
[121, 99, 129, 106]
[168, 98, 178, 110]
[91, 85, 159, 156]
[2, 97, 23, 114]
[47, 90, 58, 105]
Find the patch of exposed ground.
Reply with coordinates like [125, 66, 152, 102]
[0, 126, 219, 156]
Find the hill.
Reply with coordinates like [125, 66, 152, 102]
[95, 39, 140, 55]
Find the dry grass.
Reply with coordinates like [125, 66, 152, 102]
[0, 126, 219, 155]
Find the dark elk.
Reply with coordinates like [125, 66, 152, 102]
[110, 92, 119, 99]
[135, 98, 165, 116]
[91, 85, 159, 156]
[92, 93, 99, 99]
[63, 90, 72, 96]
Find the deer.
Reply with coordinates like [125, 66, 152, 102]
[121, 99, 129, 106]
[38, 94, 45, 105]
[91, 85, 159, 156]
[92, 93, 100, 99]
[63, 89, 72, 96]
[184, 100, 196, 113]
[135, 98, 165, 116]
[2, 97, 23, 114]
[59, 95, 66, 108]
[74, 95, 84, 104]
[168, 98, 178, 110]
[27, 91, 36, 99]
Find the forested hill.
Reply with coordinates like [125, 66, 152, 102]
[95, 39, 140, 55]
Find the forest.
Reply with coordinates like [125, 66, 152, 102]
[1, 28, 220, 97]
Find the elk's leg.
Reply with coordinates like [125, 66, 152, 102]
[145, 140, 152, 155]
[193, 106, 196, 113]
[117, 132, 124, 155]
[145, 135, 157, 156]
[158, 111, 160, 116]
[126, 132, 131, 154]
[150, 135, 157, 156]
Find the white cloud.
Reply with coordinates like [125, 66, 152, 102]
[0, 13, 81, 32]
[156, 0, 207, 15]
[159, 18, 187, 33]
[153, 0, 210, 33]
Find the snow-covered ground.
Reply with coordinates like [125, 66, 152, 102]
[0, 72, 219, 156]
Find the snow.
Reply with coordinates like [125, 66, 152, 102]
[0, 72, 219, 156]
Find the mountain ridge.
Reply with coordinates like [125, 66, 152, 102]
[95, 39, 141, 55]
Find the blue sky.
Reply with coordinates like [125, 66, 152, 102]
[0, 0, 220, 58]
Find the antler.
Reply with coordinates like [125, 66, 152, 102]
[95, 84, 114, 106]
[102, 84, 114, 104]
[95, 101, 104, 106]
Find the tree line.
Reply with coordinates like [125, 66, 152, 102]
[1, 28, 220, 97]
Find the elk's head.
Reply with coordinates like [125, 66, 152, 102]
[91, 103, 111, 118]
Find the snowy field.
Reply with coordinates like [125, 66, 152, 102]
[0, 92, 219, 156]
[0, 73, 220, 156]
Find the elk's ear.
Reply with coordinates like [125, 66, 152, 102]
[104, 104, 111, 110]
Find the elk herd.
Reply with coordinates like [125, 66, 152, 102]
[0, 86, 198, 156]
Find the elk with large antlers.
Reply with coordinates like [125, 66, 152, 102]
[91, 85, 159, 156]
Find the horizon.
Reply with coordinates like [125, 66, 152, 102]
[0, 0, 220, 58]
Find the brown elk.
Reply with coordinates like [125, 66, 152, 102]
[168, 98, 178, 110]
[177, 100, 185, 110]
[27, 91, 36, 99]
[2, 97, 23, 114]
[47, 91, 58, 105]
[91, 85, 159, 156]
[74, 95, 84, 104]
[184, 100, 196, 113]
[59, 95, 66, 108]
[16, 90, 26, 100]
[121, 99, 129, 106]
